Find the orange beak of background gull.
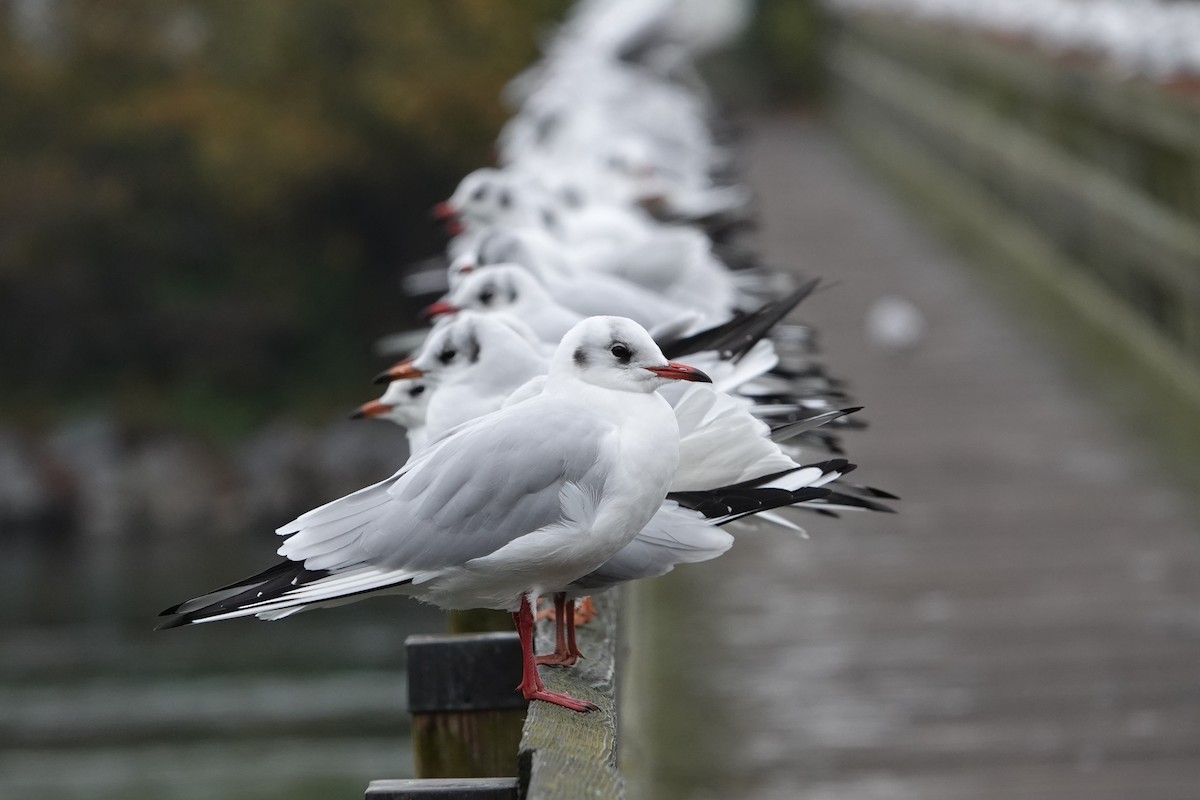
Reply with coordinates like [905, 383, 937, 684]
[350, 399, 392, 419]
[432, 201, 464, 235]
[420, 300, 459, 320]
[646, 361, 712, 383]
[373, 360, 424, 385]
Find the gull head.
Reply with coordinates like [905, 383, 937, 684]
[444, 168, 549, 232]
[444, 264, 550, 316]
[553, 316, 712, 393]
[351, 378, 429, 429]
[407, 311, 541, 382]
[447, 232, 538, 291]
[476, 230, 538, 272]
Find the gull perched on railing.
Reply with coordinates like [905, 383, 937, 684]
[159, 316, 712, 713]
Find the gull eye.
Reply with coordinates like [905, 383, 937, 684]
[498, 190, 512, 209]
[438, 349, 457, 365]
[471, 185, 488, 202]
[610, 343, 632, 364]
[479, 287, 495, 305]
[409, 384, 426, 397]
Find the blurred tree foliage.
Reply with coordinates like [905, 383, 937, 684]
[0, 0, 568, 437]
[697, 0, 827, 114]
[742, 0, 826, 104]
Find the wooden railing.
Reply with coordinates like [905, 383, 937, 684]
[366, 594, 625, 799]
[826, 13, 1200, 471]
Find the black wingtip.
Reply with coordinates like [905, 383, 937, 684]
[820, 490, 897, 514]
[658, 277, 823, 362]
[154, 615, 190, 631]
[807, 458, 852, 475]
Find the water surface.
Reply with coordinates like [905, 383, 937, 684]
[2, 530, 444, 799]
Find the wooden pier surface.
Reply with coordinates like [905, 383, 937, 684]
[627, 116, 1200, 799]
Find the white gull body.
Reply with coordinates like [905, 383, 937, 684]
[159, 316, 706, 622]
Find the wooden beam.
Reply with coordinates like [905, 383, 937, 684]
[845, 14, 1200, 161]
[829, 65, 1200, 475]
[830, 38, 1200, 294]
[518, 593, 624, 800]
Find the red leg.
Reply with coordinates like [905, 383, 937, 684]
[564, 598, 583, 663]
[536, 592, 581, 667]
[513, 594, 597, 712]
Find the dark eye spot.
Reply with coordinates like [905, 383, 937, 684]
[438, 349, 457, 365]
[610, 343, 632, 363]
[498, 190, 512, 209]
[479, 285, 495, 305]
[471, 185, 488, 202]
[541, 208, 558, 230]
[573, 347, 588, 368]
[409, 384, 426, 397]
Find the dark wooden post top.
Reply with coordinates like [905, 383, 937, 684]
[407, 632, 527, 713]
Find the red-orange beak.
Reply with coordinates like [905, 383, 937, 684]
[373, 360, 425, 385]
[432, 201, 464, 236]
[646, 361, 712, 383]
[420, 300, 459, 320]
[350, 399, 393, 419]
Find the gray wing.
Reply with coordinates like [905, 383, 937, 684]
[276, 396, 615, 574]
[569, 501, 732, 590]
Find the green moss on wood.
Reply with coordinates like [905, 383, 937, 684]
[412, 709, 527, 779]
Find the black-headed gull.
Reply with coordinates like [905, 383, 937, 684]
[159, 316, 712, 712]
[459, 229, 709, 330]
[437, 169, 738, 314]
[433, 264, 585, 342]
[357, 309, 887, 666]
[376, 312, 548, 442]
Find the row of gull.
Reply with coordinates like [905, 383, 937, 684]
[158, 0, 895, 713]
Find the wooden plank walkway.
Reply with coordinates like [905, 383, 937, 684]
[625, 116, 1200, 799]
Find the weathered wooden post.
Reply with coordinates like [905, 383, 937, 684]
[371, 596, 626, 799]
[405, 632, 528, 778]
